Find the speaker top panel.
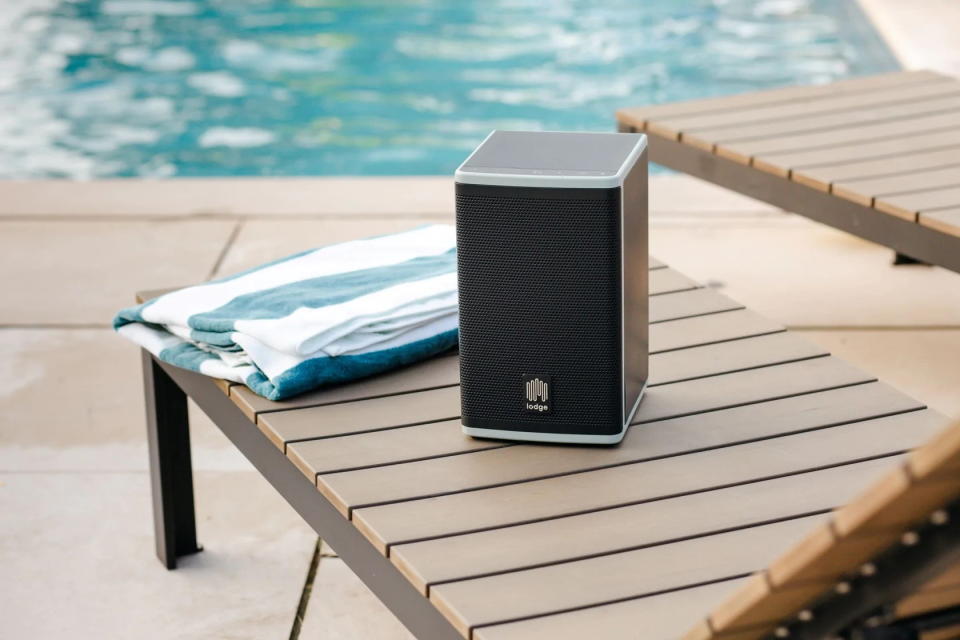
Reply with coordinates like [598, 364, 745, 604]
[456, 130, 647, 189]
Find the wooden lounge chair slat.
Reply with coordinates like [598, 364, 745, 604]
[716, 111, 960, 165]
[792, 147, 960, 191]
[322, 380, 921, 521]
[350, 410, 945, 553]
[908, 414, 960, 480]
[754, 129, 960, 179]
[671, 85, 960, 147]
[833, 166, 960, 207]
[913, 562, 960, 594]
[473, 578, 747, 640]
[897, 584, 960, 618]
[649, 77, 958, 135]
[286, 419, 506, 478]
[429, 516, 826, 636]
[875, 186, 960, 221]
[695, 418, 960, 639]
[833, 467, 960, 536]
[919, 207, 960, 237]
[896, 562, 960, 618]
[256, 385, 461, 450]
[616, 70, 944, 131]
[648, 308, 781, 353]
[391, 456, 902, 594]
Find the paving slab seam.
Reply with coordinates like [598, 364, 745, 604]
[288, 538, 323, 640]
[208, 220, 244, 280]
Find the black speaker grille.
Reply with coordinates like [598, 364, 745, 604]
[456, 184, 622, 435]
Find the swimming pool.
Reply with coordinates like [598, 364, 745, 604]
[0, 0, 897, 178]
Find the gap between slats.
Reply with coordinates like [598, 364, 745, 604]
[287, 341, 838, 480]
[319, 370, 890, 522]
[368, 443, 913, 553]
[425, 508, 835, 594]
[341, 400, 922, 538]
[468, 572, 756, 640]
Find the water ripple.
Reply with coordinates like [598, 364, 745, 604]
[0, 0, 898, 177]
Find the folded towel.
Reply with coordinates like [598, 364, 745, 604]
[114, 225, 458, 400]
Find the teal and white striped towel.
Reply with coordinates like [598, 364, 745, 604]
[114, 225, 458, 400]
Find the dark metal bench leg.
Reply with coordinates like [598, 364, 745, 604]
[142, 351, 201, 569]
[893, 251, 930, 266]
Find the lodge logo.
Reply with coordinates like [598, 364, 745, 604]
[522, 374, 551, 413]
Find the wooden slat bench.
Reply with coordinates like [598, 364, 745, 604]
[138, 259, 952, 640]
[616, 70, 960, 272]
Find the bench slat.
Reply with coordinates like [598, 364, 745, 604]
[875, 186, 960, 221]
[649, 308, 781, 353]
[649, 288, 742, 323]
[321, 381, 920, 521]
[350, 408, 944, 555]
[670, 85, 960, 147]
[717, 111, 960, 165]
[616, 70, 943, 130]
[317, 358, 884, 513]
[279, 332, 829, 484]
[286, 419, 506, 478]
[670, 78, 958, 132]
[430, 516, 825, 636]
[755, 129, 960, 178]
[833, 166, 960, 207]
[391, 456, 901, 594]
[792, 147, 960, 191]
[259, 385, 460, 450]
[648, 331, 826, 386]
[649, 268, 700, 295]
[474, 578, 746, 640]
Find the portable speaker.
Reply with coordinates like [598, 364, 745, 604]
[455, 130, 648, 445]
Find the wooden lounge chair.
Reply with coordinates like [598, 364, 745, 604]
[136, 260, 956, 639]
[616, 70, 960, 272]
[684, 417, 960, 640]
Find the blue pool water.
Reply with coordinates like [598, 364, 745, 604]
[0, 0, 897, 178]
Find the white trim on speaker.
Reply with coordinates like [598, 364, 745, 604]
[462, 383, 646, 446]
[455, 131, 648, 190]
